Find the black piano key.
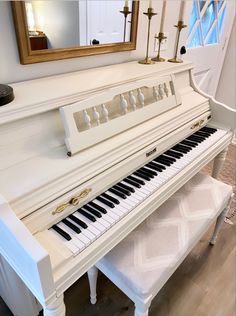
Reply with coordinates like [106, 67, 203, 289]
[155, 155, 174, 163]
[140, 167, 157, 176]
[165, 150, 183, 158]
[127, 175, 145, 185]
[134, 171, 151, 181]
[117, 182, 135, 193]
[69, 214, 88, 229]
[201, 126, 217, 134]
[172, 145, 190, 154]
[78, 209, 97, 222]
[162, 155, 176, 162]
[88, 201, 107, 214]
[180, 140, 198, 148]
[146, 162, 163, 172]
[124, 178, 142, 188]
[52, 225, 72, 241]
[195, 131, 210, 138]
[192, 133, 207, 140]
[62, 219, 81, 234]
[113, 184, 131, 196]
[151, 162, 166, 170]
[101, 193, 120, 205]
[83, 205, 102, 218]
[187, 135, 204, 143]
[140, 165, 157, 177]
[109, 188, 127, 199]
[154, 158, 172, 166]
[97, 196, 115, 208]
[178, 144, 193, 152]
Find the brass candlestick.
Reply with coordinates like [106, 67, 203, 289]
[139, 8, 157, 65]
[152, 32, 167, 62]
[120, 6, 132, 42]
[168, 20, 187, 63]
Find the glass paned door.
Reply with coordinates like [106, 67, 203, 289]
[187, 0, 227, 48]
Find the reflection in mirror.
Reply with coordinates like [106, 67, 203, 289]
[12, 1, 139, 63]
[25, 0, 133, 51]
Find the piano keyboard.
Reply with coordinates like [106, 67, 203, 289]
[49, 127, 227, 255]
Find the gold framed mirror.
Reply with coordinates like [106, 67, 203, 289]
[12, 1, 139, 64]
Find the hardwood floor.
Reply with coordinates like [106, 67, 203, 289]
[1, 145, 235, 316]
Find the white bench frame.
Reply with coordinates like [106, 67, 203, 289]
[87, 191, 234, 316]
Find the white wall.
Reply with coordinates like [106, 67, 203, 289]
[0, 1, 188, 84]
[216, 19, 236, 110]
[33, 1, 80, 49]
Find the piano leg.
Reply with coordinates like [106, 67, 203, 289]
[212, 147, 228, 178]
[43, 295, 65, 316]
[87, 266, 98, 304]
[210, 193, 234, 245]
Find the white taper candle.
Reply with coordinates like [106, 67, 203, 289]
[149, 0, 153, 9]
[125, 0, 128, 7]
[178, 1, 186, 21]
[160, 0, 167, 33]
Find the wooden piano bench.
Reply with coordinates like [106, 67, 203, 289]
[87, 173, 233, 316]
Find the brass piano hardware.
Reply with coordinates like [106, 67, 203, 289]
[70, 188, 92, 206]
[191, 119, 205, 129]
[52, 188, 92, 215]
[52, 203, 70, 215]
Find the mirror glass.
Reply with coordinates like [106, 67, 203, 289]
[24, 0, 133, 51]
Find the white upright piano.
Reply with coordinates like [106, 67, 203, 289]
[0, 61, 235, 316]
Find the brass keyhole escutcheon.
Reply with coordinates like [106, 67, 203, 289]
[52, 188, 92, 215]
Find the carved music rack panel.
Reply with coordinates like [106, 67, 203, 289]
[60, 75, 181, 156]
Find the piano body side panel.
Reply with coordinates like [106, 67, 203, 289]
[190, 69, 236, 131]
[0, 255, 41, 316]
[0, 195, 56, 307]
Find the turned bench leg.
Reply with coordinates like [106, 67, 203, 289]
[87, 266, 98, 304]
[210, 193, 234, 245]
[43, 295, 65, 316]
[212, 147, 228, 179]
[134, 298, 152, 316]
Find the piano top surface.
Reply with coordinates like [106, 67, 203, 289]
[0, 61, 193, 125]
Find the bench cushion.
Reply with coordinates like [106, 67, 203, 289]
[97, 173, 232, 298]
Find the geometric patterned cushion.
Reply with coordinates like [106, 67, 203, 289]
[97, 173, 232, 298]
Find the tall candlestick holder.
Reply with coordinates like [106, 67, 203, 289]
[152, 32, 167, 62]
[168, 20, 187, 63]
[139, 8, 157, 65]
[120, 6, 132, 42]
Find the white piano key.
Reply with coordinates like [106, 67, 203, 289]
[73, 212, 106, 236]
[57, 223, 87, 249]
[106, 191, 137, 208]
[121, 181, 150, 198]
[66, 217, 97, 242]
[93, 199, 123, 218]
[132, 176, 156, 192]
[81, 208, 113, 229]
[49, 228, 80, 255]
[97, 199, 127, 218]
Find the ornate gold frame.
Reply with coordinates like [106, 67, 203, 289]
[11, 1, 139, 64]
